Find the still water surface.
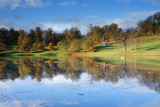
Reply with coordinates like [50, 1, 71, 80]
[0, 56, 160, 107]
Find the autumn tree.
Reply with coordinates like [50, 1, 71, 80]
[0, 41, 6, 51]
[20, 34, 32, 52]
[60, 27, 82, 52]
[69, 39, 81, 52]
[8, 28, 18, 42]
[87, 24, 94, 38]
[0, 30, 7, 51]
[109, 23, 119, 41]
[43, 31, 49, 47]
[35, 27, 42, 44]
[137, 12, 160, 35]
[153, 12, 160, 33]
[48, 42, 53, 50]
[37, 43, 44, 50]
[33, 43, 37, 48]
[66, 27, 81, 40]
[82, 24, 94, 51]
[18, 30, 25, 44]
[119, 28, 131, 51]
[92, 26, 103, 42]
[29, 29, 35, 44]
[128, 28, 139, 51]
[103, 25, 110, 45]
[0, 28, 8, 45]
[82, 37, 94, 52]
[43, 28, 52, 46]
[60, 39, 70, 52]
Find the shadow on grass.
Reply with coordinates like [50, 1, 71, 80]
[94, 45, 116, 52]
[18, 54, 33, 56]
[2, 52, 33, 57]
[40, 53, 57, 56]
[135, 44, 160, 51]
[32, 50, 44, 53]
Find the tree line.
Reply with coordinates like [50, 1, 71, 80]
[137, 12, 160, 35]
[0, 24, 136, 52]
[0, 11, 160, 52]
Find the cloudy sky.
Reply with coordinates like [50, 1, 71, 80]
[0, 0, 160, 34]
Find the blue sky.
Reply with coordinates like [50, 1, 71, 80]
[0, 0, 160, 34]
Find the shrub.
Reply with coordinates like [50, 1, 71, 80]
[19, 45, 31, 52]
[0, 42, 6, 51]
[33, 43, 37, 48]
[82, 37, 94, 52]
[48, 42, 53, 50]
[14, 46, 19, 51]
[57, 41, 61, 47]
[68, 39, 81, 52]
[37, 43, 44, 50]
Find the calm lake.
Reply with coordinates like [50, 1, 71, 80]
[0, 56, 160, 107]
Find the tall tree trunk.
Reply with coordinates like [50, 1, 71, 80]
[124, 41, 127, 51]
[104, 36, 106, 46]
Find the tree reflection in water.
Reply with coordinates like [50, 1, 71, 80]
[0, 56, 160, 93]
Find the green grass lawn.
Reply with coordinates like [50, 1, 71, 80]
[76, 35, 160, 57]
[1, 35, 160, 57]
[94, 35, 160, 52]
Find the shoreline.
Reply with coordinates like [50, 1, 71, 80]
[1, 50, 160, 57]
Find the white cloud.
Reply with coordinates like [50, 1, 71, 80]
[0, 0, 51, 9]
[144, 0, 160, 5]
[42, 75, 72, 84]
[112, 78, 154, 93]
[0, 19, 20, 29]
[0, 99, 53, 107]
[59, 1, 77, 6]
[0, 77, 39, 90]
[0, 0, 21, 9]
[0, 18, 72, 33]
[119, 98, 160, 107]
[61, 100, 79, 105]
[109, 10, 160, 29]
[42, 23, 72, 32]
[0, 19, 43, 31]
[24, 0, 51, 8]
[1, 10, 160, 34]
[127, 10, 160, 18]
[49, 10, 160, 33]
[112, 18, 137, 29]
[52, 17, 88, 31]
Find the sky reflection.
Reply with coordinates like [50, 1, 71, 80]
[0, 57, 160, 107]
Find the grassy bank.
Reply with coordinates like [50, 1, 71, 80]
[1, 51, 68, 57]
[1, 35, 160, 57]
[72, 35, 160, 57]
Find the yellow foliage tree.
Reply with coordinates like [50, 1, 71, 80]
[57, 41, 61, 47]
[48, 42, 53, 50]
[37, 43, 44, 50]
[33, 43, 37, 48]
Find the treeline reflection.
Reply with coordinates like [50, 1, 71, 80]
[0, 57, 160, 92]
